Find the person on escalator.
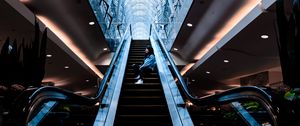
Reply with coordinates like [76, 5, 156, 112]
[133, 45, 156, 84]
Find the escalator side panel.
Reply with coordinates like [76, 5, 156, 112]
[94, 38, 131, 126]
[150, 37, 194, 126]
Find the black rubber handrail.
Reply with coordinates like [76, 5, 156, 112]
[24, 25, 132, 124]
[151, 24, 278, 126]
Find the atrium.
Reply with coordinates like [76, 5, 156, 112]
[0, 0, 299, 126]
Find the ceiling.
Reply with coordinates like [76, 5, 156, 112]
[189, 8, 280, 84]
[0, 0, 100, 96]
[190, 7, 279, 81]
[170, 0, 282, 95]
[23, 0, 109, 62]
[172, 0, 251, 61]
[1, 0, 285, 97]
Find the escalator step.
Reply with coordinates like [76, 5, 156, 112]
[128, 56, 144, 58]
[114, 40, 171, 126]
[122, 83, 161, 89]
[124, 78, 160, 83]
[117, 105, 169, 115]
[121, 89, 163, 96]
[114, 115, 172, 126]
[119, 96, 165, 105]
[125, 73, 158, 77]
[127, 61, 144, 64]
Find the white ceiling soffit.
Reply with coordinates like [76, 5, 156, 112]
[182, 0, 276, 76]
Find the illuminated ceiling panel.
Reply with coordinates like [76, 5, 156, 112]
[124, 0, 156, 40]
[89, 0, 191, 46]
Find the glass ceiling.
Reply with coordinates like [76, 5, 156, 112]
[122, 0, 164, 40]
[89, 0, 192, 50]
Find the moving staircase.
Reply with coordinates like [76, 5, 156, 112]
[114, 40, 172, 125]
[6, 35, 278, 126]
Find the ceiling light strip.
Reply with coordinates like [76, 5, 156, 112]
[37, 15, 104, 79]
[180, 63, 195, 76]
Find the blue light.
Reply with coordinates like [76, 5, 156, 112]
[124, 0, 154, 40]
[89, 0, 192, 48]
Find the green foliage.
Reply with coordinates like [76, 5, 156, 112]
[284, 88, 300, 101]
[242, 101, 261, 111]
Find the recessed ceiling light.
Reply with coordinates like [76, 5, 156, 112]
[85, 79, 90, 82]
[89, 22, 95, 25]
[46, 54, 52, 58]
[223, 59, 230, 63]
[103, 48, 108, 51]
[173, 48, 178, 51]
[64, 66, 69, 69]
[187, 23, 193, 27]
[206, 71, 211, 74]
[261, 35, 269, 39]
[191, 79, 195, 82]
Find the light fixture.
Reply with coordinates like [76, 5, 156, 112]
[223, 59, 230, 63]
[103, 48, 108, 51]
[89, 21, 95, 25]
[261, 34, 269, 39]
[173, 48, 178, 51]
[186, 101, 194, 107]
[206, 71, 211, 74]
[180, 63, 195, 76]
[191, 79, 195, 82]
[46, 54, 52, 58]
[187, 23, 193, 27]
[64, 66, 69, 69]
[85, 79, 90, 82]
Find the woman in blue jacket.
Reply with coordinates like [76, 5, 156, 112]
[133, 46, 156, 84]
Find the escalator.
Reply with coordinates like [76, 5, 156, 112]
[114, 40, 172, 125]
[11, 26, 280, 126]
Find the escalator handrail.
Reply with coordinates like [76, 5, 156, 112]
[151, 24, 278, 126]
[24, 25, 132, 124]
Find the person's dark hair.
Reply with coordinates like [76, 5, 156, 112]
[145, 45, 154, 58]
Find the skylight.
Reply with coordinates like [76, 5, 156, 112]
[89, 0, 192, 49]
